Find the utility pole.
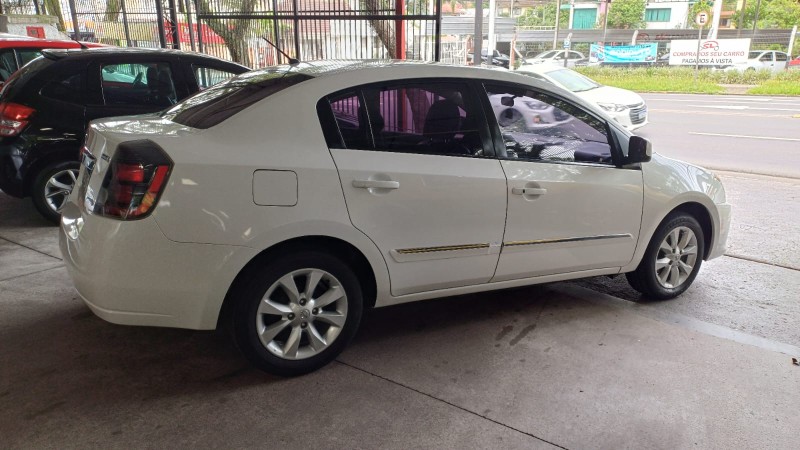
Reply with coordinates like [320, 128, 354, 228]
[553, 0, 562, 50]
[473, 0, 483, 65]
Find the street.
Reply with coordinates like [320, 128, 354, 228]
[1, 93, 799, 448]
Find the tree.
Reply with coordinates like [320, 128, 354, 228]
[688, 0, 713, 29]
[105, 0, 121, 23]
[606, 0, 646, 29]
[516, 3, 568, 29]
[42, 0, 66, 31]
[731, 0, 800, 30]
[198, 0, 258, 67]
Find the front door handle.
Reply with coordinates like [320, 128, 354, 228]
[512, 187, 547, 196]
[353, 179, 400, 189]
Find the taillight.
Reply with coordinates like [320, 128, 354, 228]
[93, 139, 172, 220]
[0, 102, 35, 137]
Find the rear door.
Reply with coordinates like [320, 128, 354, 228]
[319, 79, 508, 296]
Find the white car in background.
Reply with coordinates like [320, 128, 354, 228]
[719, 50, 790, 73]
[524, 50, 586, 68]
[516, 63, 648, 130]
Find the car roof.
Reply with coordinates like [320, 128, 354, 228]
[0, 37, 103, 49]
[40, 47, 248, 67]
[273, 59, 518, 79]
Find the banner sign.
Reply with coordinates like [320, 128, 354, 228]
[668, 38, 751, 65]
[589, 43, 658, 64]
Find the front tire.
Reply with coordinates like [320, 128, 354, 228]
[233, 251, 363, 376]
[32, 160, 80, 225]
[626, 213, 705, 300]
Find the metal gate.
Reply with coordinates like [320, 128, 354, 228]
[62, 0, 442, 68]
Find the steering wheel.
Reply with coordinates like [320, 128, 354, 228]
[132, 72, 144, 87]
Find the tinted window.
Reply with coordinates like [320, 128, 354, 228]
[17, 49, 43, 67]
[485, 84, 612, 164]
[101, 62, 177, 107]
[324, 82, 486, 157]
[40, 70, 83, 103]
[775, 52, 788, 62]
[0, 49, 17, 81]
[758, 53, 772, 62]
[193, 65, 238, 89]
[163, 69, 312, 129]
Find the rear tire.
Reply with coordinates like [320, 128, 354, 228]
[233, 251, 363, 376]
[626, 213, 705, 300]
[32, 160, 80, 225]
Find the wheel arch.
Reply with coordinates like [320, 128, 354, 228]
[22, 145, 79, 197]
[670, 201, 713, 260]
[217, 235, 379, 330]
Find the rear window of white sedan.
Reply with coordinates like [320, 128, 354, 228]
[162, 69, 312, 129]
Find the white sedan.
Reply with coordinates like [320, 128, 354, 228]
[719, 50, 790, 73]
[60, 61, 731, 376]
[516, 63, 648, 130]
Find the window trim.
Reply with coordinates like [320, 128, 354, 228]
[319, 78, 497, 159]
[476, 79, 625, 168]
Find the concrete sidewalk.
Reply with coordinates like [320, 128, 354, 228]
[1, 196, 799, 449]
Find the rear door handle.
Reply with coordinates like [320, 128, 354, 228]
[352, 180, 400, 189]
[512, 187, 547, 196]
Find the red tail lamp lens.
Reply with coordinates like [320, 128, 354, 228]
[0, 102, 35, 137]
[95, 140, 172, 220]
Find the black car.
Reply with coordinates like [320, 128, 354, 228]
[467, 49, 510, 68]
[0, 47, 248, 223]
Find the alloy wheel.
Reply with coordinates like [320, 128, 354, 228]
[255, 268, 348, 360]
[44, 168, 79, 213]
[654, 226, 699, 289]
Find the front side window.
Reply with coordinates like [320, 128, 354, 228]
[485, 84, 612, 164]
[100, 62, 176, 107]
[758, 52, 772, 62]
[324, 81, 487, 157]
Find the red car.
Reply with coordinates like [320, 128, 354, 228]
[0, 34, 103, 83]
[789, 55, 800, 70]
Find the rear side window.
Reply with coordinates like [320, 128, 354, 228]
[193, 65, 238, 89]
[0, 49, 17, 81]
[162, 70, 312, 129]
[101, 62, 177, 107]
[40, 70, 83, 104]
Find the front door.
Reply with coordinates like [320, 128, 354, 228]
[482, 83, 644, 281]
[320, 80, 507, 296]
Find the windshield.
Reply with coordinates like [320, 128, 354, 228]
[748, 51, 763, 59]
[162, 69, 312, 129]
[543, 68, 600, 92]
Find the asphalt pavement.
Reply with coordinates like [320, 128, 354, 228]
[2, 93, 799, 448]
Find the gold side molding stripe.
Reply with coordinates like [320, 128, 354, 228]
[396, 243, 491, 255]
[504, 233, 633, 247]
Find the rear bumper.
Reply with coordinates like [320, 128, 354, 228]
[59, 201, 258, 330]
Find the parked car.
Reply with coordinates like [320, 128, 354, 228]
[0, 47, 249, 223]
[0, 34, 104, 84]
[515, 63, 648, 130]
[788, 55, 800, 70]
[467, 48, 510, 68]
[719, 50, 790, 73]
[525, 50, 586, 68]
[59, 61, 731, 376]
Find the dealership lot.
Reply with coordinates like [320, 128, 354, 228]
[2, 94, 800, 448]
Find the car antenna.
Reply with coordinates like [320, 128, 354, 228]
[262, 37, 299, 65]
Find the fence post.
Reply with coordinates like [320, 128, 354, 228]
[473, 0, 482, 65]
[788, 25, 798, 57]
[168, 0, 181, 49]
[183, 0, 195, 51]
[434, 0, 442, 61]
[194, 0, 204, 54]
[155, 0, 168, 48]
[121, 0, 132, 47]
[67, 0, 80, 40]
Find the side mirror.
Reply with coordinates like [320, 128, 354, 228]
[627, 135, 652, 164]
